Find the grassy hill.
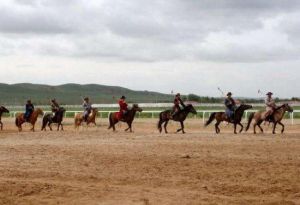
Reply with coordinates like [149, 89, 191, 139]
[0, 83, 173, 105]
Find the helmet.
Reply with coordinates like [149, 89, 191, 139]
[227, 92, 232, 96]
[266, 92, 273, 96]
[176, 93, 180, 97]
[84, 97, 89, 101]
[121, 96, 126, 99]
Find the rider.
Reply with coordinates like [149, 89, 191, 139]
[118, 96, 128, 119]
[50, 98, 60, 121]
[224, 92, 237, 121]
[172, 93, 186, 118]
[264, 92, 277, 121]
[24, 100, 34, 122]
[82, 97, 92, 122]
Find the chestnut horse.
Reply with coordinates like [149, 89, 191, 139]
[246, 104, 293, 134]
[0, 106, 9, 130]
[205, 104, 252, 134]
[158, 104, 197, 134]
[15, 108, 44, 132]
[108, 104, 142, 132]
[74, 108, 98, 128]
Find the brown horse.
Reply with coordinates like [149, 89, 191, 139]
[158, 104, 197, 134]
[246, 104, 293, 134]
[205, 104, 252, 134]
[74, 108, 98, 128]
[0, 106, 9, 130]
[15, 108, 44, 132]
[108, 104, 142, 132]
[41, 107, 66, 131]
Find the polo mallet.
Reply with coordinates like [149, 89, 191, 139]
[217, 87, 225, 97]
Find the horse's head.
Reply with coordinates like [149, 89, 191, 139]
[283, 104, 293, 113]
[35, 108, 44, 116]
[92, 108, 98, 113]
[186, 104, 197, 114]
[132, 104, 143, 112]
[239, 104, 252, 111]
[59, 107, 66, 113]
[0, 106, 9, 113]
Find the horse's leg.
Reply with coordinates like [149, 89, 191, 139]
[179, 121, 185, 134]
[128, 122, 133, 132]
[238, 122, 244, 133]
[257, 121, 264, 133]
[158, 119, 163, 133]
[253, 121, 257, 134]
[112, 120, 117, 131]
[0, 121, 3, 130]
[176, 122, 182, 133]
[234, 123, 237, 134]
[278, 121, 284, 134]
[164, 120, 169, 133]
[272, 122, 277, 134]
[125, 123, 130, 132]
[215, 121, 220, 134]
[49, 122, 53, 131]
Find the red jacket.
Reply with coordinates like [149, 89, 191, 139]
[118, 99, 128, 112]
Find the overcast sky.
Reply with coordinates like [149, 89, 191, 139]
[0, 0, 299, 98]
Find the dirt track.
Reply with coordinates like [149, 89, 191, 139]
[0, 118, 300, 204]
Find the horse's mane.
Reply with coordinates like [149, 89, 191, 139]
[275, 104, 286, 111]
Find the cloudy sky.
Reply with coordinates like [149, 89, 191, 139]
[0, 0, 299, 98]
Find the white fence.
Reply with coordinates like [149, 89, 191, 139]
[6, 110, 300, 125]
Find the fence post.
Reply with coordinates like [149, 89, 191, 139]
[202, 111, 206, 124]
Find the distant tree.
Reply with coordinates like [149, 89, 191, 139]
[187, 94, 201, 102]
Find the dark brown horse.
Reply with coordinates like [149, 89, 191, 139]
[74, 108, 98, 128]
[15, 108, 44, 132]
[42, 107, 66, 131]
[205, 104, 252, 134]
[0, 106, 9, 130]
[108, 104, 142, 132]
[158, 104, 197, 134]
[246, 104, 293, 134]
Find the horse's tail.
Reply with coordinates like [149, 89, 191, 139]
[108, 113, 113, 129]
[245, 112, 254, 131]
[41, 114, 50, 130]
[15, 117, 18, 127]
[157, 112, 163, 130]
[205, 112, 216, 127]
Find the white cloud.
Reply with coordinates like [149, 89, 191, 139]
[0, 0, 299, 97]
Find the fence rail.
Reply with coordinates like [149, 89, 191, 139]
[5, 110, 300, 125]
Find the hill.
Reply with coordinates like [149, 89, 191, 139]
[0, 83, 173, 105]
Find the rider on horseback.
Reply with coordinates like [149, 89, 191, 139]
[118, 96, 128, 119]
[24, 100, 34, 122]
[50, 98, 60, 121]
[82, 97, 92, 122]
[225, 92, 237, 122]
[264, 92, 277, 121]
[171, 93, 186, 118]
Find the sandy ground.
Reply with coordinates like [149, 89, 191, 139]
[0, 118, 300, 205]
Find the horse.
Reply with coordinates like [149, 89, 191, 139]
[0, 106, 9, 130]
[74, 108, 98, 128]
[108, 104, 142, 132]
[15, 108, 44, 132]
[158, 104, 197, 134]
[205, 104, 252, 134]
[246, 104, 293, 134]
[41, 107, 66, 131]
